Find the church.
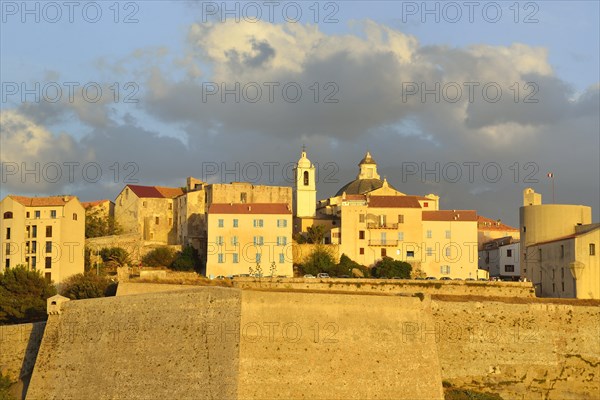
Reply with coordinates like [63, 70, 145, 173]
[293, 150, 480, 279]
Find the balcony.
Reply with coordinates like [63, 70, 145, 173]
[368, 240, 398, 247]
[367, 222, 398, 230]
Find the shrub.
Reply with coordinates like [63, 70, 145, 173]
[336, 254, 369, 277]
[0, 266, 57, 324]
[170, 246, 200, 272]
[371, 257, 412, 279]
[142, 247, 176, 268]
[0, 373, 15, 400]
[301, 246, 336, 276]
[60, 273, 116, 300]
[99, 247, 131, 268]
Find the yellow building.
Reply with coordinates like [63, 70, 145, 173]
[206, 203, 293, 278]
[0, 195, 85, 283]
[520, 188, 598, 299]
[114, 185, 184, 244]
[81, 199, 115, 219]
[294, 151, 479, 278]
[477, 215, 519, 250]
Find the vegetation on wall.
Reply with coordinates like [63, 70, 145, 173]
[60, 273, 117, 300]
[142, 246, 201, 272]
[0, 266, 56, 324]
[85, 210, 122, 238]
[371, 257, 412, 279]
[301, 250, 369, 278]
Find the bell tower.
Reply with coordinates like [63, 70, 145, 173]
[293, 147, 316, 217]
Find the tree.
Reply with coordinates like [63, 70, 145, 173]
[99, 247, 131, 269]
[334, 254, 369, 278]
[306, 225, 326, 244]
[371, 257, 412, 279]
[60, 273, 116, 300]
[0, 266, 57, 324]
[85, 210, 122, 238]
[301, 246, 336, 276]
[170, 246, 200, 272]
[142, 247, 176, 267]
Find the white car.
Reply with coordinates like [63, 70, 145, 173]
[304, 274, 316, 278]
[316, 273, 330, 278]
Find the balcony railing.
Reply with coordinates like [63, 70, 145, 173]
[367, 222, 399, 230]
[368, 240, 399, 247]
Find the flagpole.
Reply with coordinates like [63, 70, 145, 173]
[547, 172, 555, 203]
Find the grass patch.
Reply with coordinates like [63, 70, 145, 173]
[444, 387, 503, 400]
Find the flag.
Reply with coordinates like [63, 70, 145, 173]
[547, 173, 554, 178]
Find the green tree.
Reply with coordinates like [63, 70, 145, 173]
[99, 247, 131, 269]
[60, 273, 116, 300]
[142, 247, 176, 267]
[371, 257, 412, 279]
[85, 210, 122, 238]
[170, 246, 200, 271]
[306, 225, 326, 244]
[302, 246, 336, 276]
[0, 266, 57, 324]
[333, 254, 369, 277]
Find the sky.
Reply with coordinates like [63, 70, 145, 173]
[1, 0, 599, 226]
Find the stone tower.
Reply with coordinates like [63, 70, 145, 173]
[293, 148, 316, 217]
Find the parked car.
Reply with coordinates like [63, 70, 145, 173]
[316, 273, 330, 278]
[303, 274, 316, 278]
[440, 277, 452, 281]
[453, 278, 463, 280]
[339, 275, 351, 278]
[465, 278, 475, 281]
[414, 277, 425, 280]
[425, 276, 437, 280]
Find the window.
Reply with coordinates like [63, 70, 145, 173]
[143, 201, 147, 207]
[562, 282, 565, 291]
[218, 219, 224, 228]
[45, 257, 51, 269]
[505, 265, 515, 272]
[233, 219, 239, 228]
[50, 210, 57, 218]
[32, 225, 37, 238]
[279, 253, 285, 263]
[359, 214, 365, 223]
[233, 254, 239, 263]
[256, 253, 262, 263]
[445, 247, 451, 257]
[26, 212, 30, 218]
[5, 243, 10, 254]
[44, 273, 51, 283]
[538, 249, 542, 261]
[561, 267, 564, 279]
[253, 236, 264, 246]
[31, 257, 36, 269]
[218, 254, 224, 263]
[168, 218, 172, 226]
[552, 283, 556, 292]
[507, 249, 512, 257]
[35, 211, 40, 219]
[5, 228, 10, 240]
[155, 217, 159, 225]
[398, 215, 404, 224]
[303, 171, 309, 186]
[277, 236, 287, 246]
[253, 219, 263, 228]
[590, 243, 596, 256]
[31, 241, 37, 253]
[240, 193, 247, 203]
[407, 251, 415, 258]
[445, 230, 451, 239]
[426, 230, 432, 239]
[4, 259, 8, 269]
[216, 236, 224, 245]
[46, 241, 52, 253]
[398, 232, 404, 241]
[73, 213, 77, 221]
[440, 265, 451, 274]
[3, 212, 12, 219]
[231, 236, 238, 246]
[168, 203, 172, 210]
[359, 248, 364, 255]
[423, 202, 428, 208]
[426, 247, 433, 256]
[46, 226, 52, 237]
[560, 245, 564, 258]
[359, 231, 365, 240]
[381, 248, 386, 257]
[277, 219, 288, 228]
[523, 226, 526, 232]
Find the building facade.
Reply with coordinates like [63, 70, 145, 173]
[205, 203, 293, 278]
[0, 195, 85, 283]
[519, 188, 598, 299]
[478, 237, 520, 280]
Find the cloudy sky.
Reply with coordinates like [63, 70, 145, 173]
[1, 1, 598, 226]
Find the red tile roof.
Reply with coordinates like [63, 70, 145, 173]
[126, 185, 184, 199]
[368, 196, 422, 208]
[422, 210, 477, 221]
[477, 215, 518, 231]
[209, 203, 291, 215]
[9, 195, 76, 207]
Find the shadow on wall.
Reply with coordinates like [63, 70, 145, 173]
[19, 322, 46, 400]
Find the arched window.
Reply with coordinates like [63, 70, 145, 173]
[303, 171, 309, 186]
[3, 212, 13, 219]
[73, 213, 78, 221]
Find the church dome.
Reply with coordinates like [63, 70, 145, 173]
[335, 152, 397, 196]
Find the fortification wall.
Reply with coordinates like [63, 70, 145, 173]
[232, 277, 535, 298]
[26, 288, 241, 400]
[432, 297, 600, 399]
[238, 290, 444, 399]
[0, 322, 45, 381]
[115, 282, 200, 296]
